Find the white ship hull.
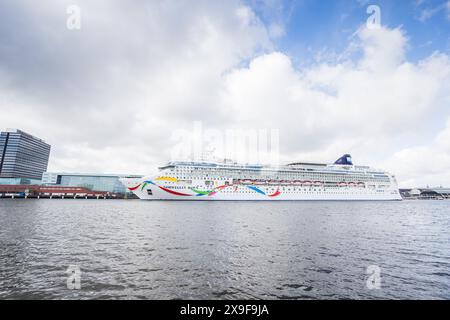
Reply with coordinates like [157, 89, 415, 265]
[120, 178, 402, 201]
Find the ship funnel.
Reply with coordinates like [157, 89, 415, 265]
[334, 154, 353, 165]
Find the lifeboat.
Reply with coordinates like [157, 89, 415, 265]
[268, 180, 278, 185]
[293, 180, 303, 185]
[338, 182, 347, 187]
[254, 180, 265, 185]
[357, 182, 365, 187]
[314, 181, 323, 186]
[302, 181, 312, 186]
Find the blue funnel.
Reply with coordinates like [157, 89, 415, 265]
[334, 154, 353, 165]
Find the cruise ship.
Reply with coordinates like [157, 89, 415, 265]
[120, 155, 401, 201]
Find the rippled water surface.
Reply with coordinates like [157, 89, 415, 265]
[0, 199, 449, 299]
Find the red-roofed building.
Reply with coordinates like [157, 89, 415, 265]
[0, 184, 115, 199]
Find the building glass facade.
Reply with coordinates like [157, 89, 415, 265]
[42, 172, 142, 194]
[0, 129, 51, 180]
[0, 177, 42, 185]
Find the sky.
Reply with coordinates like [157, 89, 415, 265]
[0, 0, 449, 187]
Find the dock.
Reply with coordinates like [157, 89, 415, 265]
[400, 188, 450, 200]
[0, 185, 132, 199]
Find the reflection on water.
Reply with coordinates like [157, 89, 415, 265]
[0, 199, 449, 299]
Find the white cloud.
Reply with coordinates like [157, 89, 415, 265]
[220, 26, 450, 186]
[385, 118, 450, 187]
[0, 0, 272, 174]
[268, 23, 285, 38]
[1, 2, 450, 187]
[418, 2, 449, 22]
[246, 0, 292, 39]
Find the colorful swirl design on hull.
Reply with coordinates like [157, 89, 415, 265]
[128, 180, 282, 197]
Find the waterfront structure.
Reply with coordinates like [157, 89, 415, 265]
[400, 187, 450, 200]
[42, 172, 142, 194]
[0, 184, 114, 199]
[0, 129, 50, 184]
[120, 154, 402, 201]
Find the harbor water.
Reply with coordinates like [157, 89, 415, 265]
[0, 199, 449, 299]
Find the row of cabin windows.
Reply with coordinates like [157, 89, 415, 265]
[171, 175, 386, 185]
[166, 172, 389, 184]
[216, 190, 372, 194]
[170, 171, 389, 182]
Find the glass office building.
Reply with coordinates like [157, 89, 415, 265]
[42, 172, 142, 194]
[0, 129, 51, 182]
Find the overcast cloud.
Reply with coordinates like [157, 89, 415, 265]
[1, 0, 449, 187]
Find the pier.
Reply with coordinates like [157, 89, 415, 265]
[0, 185, 129, 199]
[400, 188, 450, 200]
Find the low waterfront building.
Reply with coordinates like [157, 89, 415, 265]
[427, 187, 450, 199]
[0, 177, 42, 185]
[0, 129, 51, 184]
[399, 187, 450, 200]
[42, 172, 142, 194]
[0, 184, 114, 199]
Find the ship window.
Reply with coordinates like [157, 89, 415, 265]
[147, 189, 153, 195]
